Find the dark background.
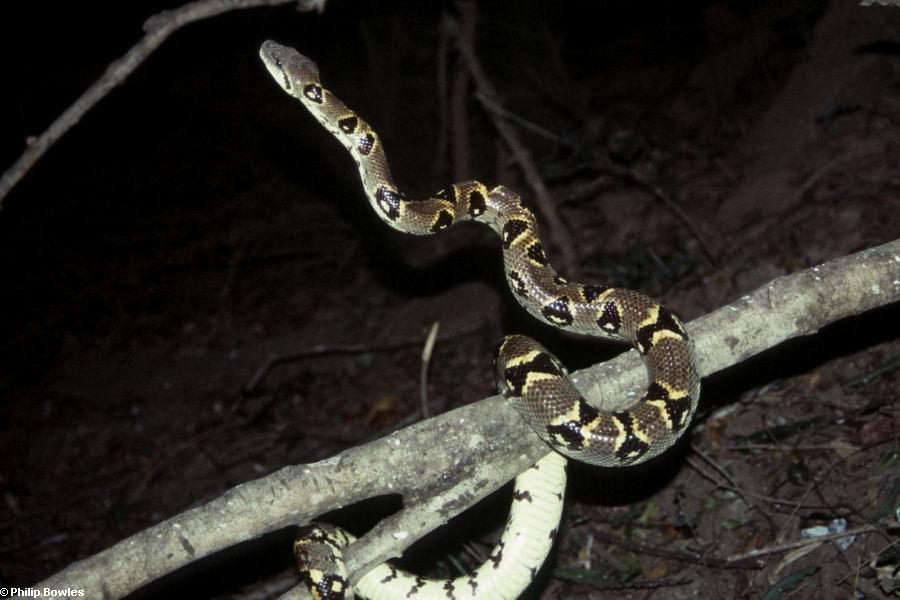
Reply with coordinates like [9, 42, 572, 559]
[1, 1, 898, 598]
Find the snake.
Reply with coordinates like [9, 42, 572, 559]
[259, 40, 701, 600]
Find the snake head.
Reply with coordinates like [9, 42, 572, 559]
[259, 40, 320, 96]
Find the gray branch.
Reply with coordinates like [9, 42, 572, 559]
[34, 238, 900, 598]
[0, 0, 327, 210]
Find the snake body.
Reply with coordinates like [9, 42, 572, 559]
[296, 452, 566, 600]
[260, 40, 700, 599]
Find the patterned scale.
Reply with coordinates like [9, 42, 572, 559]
[259, 40, 701, 600]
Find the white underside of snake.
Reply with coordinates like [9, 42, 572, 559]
[259, 40, 701, 600]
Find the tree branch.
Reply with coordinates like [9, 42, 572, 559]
[33, 238, 900, 597]
[0, 0, 328, 211]
[445, 17, 581, 274]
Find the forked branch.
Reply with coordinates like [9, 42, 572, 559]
[36, 238, 900, 598]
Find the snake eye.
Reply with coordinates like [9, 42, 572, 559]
[303, 83, 323, 103]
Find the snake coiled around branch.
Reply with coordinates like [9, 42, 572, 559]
[259, 40, 700, 600]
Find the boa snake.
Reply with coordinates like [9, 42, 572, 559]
[259, 40, 701, 600]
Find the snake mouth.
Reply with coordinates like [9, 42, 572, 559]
[259, 40, 320, 94]
[259, 39, 294, 64]
[258, 40, 292, 91]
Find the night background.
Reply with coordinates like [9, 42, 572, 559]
[1, 1, 899, 598]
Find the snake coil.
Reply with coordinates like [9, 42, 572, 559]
[260, 41, 700, 600]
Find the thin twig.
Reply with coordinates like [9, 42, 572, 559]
[726, 524, 879, 563]
[446, 17, 580, 274]
[420, 321, 440, 418]
[720, 444, 838, 452]
[435, 12, 452, 179]
[686, 454, 843, 511]
[448, 0, 477, 182]
[689, 445, 762, 515]
[474, 92, 571, 146]
[603, 161, 718, 267]
[0, 0, 319, 210]
[242, 318, 487, 395]
[833, 538, 900, 592]
[588, 528, 760, 570]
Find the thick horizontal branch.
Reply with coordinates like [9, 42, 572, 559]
[37, 238, 900, 598]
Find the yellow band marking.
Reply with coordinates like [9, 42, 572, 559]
[649, 328, 685, 347]
[503, 349, 543, 368]
[521, 370, 557, 393]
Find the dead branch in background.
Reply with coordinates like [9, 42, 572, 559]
[37, 238, 900, 599]
[4, 0, 574, 278]
[446, 17, 581, 275]
[0, 0, 326, 211]
[449, 0, 477, 183]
